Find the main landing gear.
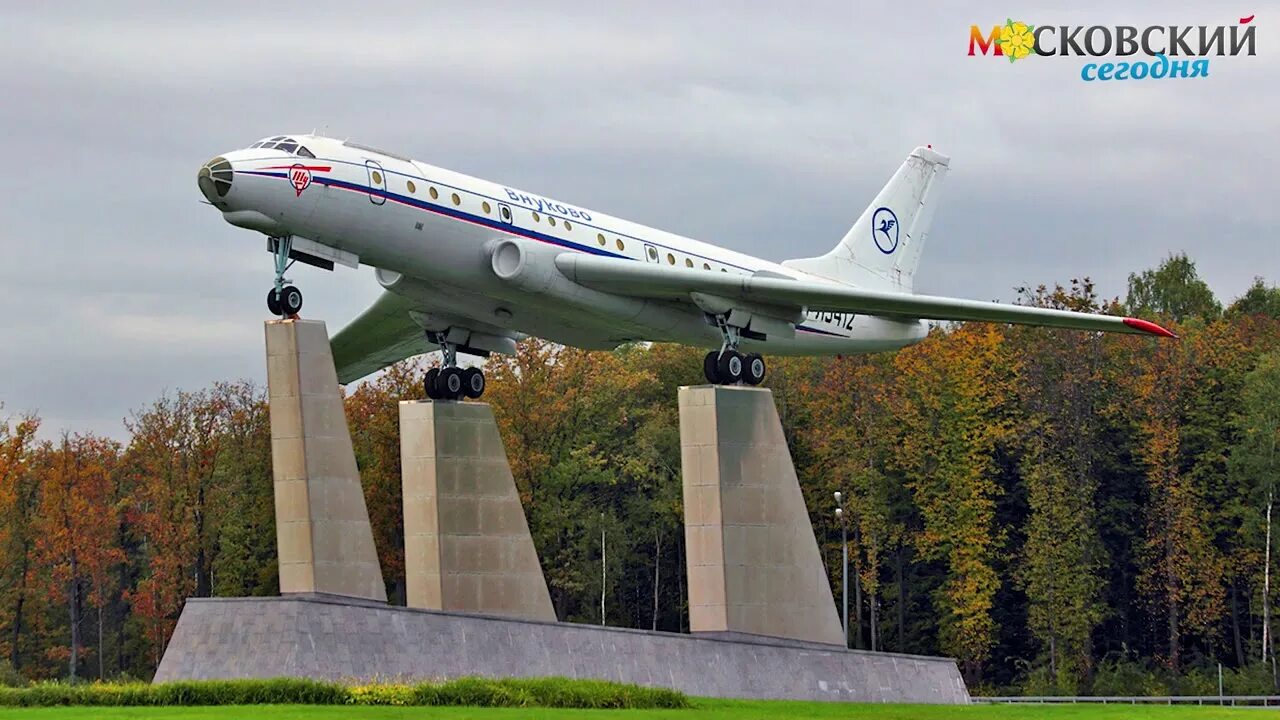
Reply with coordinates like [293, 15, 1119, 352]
[266, 236, 303, 317]
[702, 316, 766, 386]
[423, 331, 486, 401]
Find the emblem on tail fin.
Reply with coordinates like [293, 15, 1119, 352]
[872, 207, 899, 254]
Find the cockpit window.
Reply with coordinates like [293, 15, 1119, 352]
[250, 137, 311, 156]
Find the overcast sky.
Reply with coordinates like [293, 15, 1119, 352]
[0, 2, 1275, 439]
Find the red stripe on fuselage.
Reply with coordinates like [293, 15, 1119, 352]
[257, 165, 332, 172]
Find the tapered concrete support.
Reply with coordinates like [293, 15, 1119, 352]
[266, 319, 386, 602]
[400, 400, 555, 621]
[679, 385, 844, 646]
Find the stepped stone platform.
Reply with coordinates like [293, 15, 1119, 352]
[153, 594, 969, 703]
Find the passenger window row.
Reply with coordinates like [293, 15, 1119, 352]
[398, 176, 736, 275]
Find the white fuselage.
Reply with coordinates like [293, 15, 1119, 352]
[208, 135, 927, 355]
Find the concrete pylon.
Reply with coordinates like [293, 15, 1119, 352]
[266, 319, 386, 602]
[400, 400, 555, 621]
[679, 384, 844, 646]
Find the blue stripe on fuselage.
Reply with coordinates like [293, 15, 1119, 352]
[233, 168, 852, 340]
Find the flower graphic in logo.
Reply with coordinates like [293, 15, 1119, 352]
[997, 19, 1035, 62]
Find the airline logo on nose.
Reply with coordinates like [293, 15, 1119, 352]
[254, 164, 332, 197]
[290, 165, 312, 196]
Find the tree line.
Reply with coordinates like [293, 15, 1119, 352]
[0, 253, 1278, 694]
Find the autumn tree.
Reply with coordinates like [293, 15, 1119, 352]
[0, 412, 40, 674]
[1121, 330, 1224, 669]
[32, 433, 123, 680]
[798, 353, 903, 651]
[122, 388, 227, 665]
[484, 339, 657, 624]
[346, 359, 429, 603]
[889, 324, 1014, 681]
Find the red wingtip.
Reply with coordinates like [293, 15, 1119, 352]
[1123, 317, 1178, 339]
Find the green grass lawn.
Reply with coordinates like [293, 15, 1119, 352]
[0, 700, 1263, 720]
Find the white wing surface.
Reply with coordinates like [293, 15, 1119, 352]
[554, 254, 1177, 338]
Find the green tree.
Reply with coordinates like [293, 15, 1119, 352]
[1230, 352, 1280, 678]
[1228, 278, 1280, 320]
[1007, 281, 1109, 689]
[1125, 253, 1222, 323]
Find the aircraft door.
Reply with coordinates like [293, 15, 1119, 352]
[365, 160, 387, 205]
[644, 244, 660, 263]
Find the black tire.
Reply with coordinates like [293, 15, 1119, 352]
[703, 351, 721, 384]
[745, 353, 766, 386]
[717, 350, 744, 384]
[440, 367, 464, 399]
[279, 286, 303, 315]
[424, 368, 440, 400]
[266, 289, 282, 316]
[463, 367, 485, 399]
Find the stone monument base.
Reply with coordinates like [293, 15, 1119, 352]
[154, 595, 968, 704]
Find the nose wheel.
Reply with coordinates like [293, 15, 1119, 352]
[423, 333, 486, 401]
[267, 286, 303, 316]
[266, 235, 303, 317]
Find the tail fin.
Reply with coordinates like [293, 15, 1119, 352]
[783, 146, 949, 293]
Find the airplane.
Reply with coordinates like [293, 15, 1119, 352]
[198, 134, 1175, 400]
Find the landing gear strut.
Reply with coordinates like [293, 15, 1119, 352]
[702, 315, 766, 386]
[266, 236, 303, 317]
[423, 332, 486, 401]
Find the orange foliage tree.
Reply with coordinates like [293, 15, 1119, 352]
[888, 324, 1015, 681]
[32, 433, 123, 680]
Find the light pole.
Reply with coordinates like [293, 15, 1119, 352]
[835, 491, 848, 648]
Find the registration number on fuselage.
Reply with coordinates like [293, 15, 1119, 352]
[807, 311, 856, 330]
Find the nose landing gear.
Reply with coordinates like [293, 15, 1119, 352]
[702, 315, 766, 386]
[423, 332, 486, 401]
[266, 236, 303, 317]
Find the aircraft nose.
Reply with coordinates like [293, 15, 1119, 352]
[197, 156, 233, 204]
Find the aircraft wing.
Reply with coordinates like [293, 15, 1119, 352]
[329, 291, 433, 384]
[554, 254, 1177, 338]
